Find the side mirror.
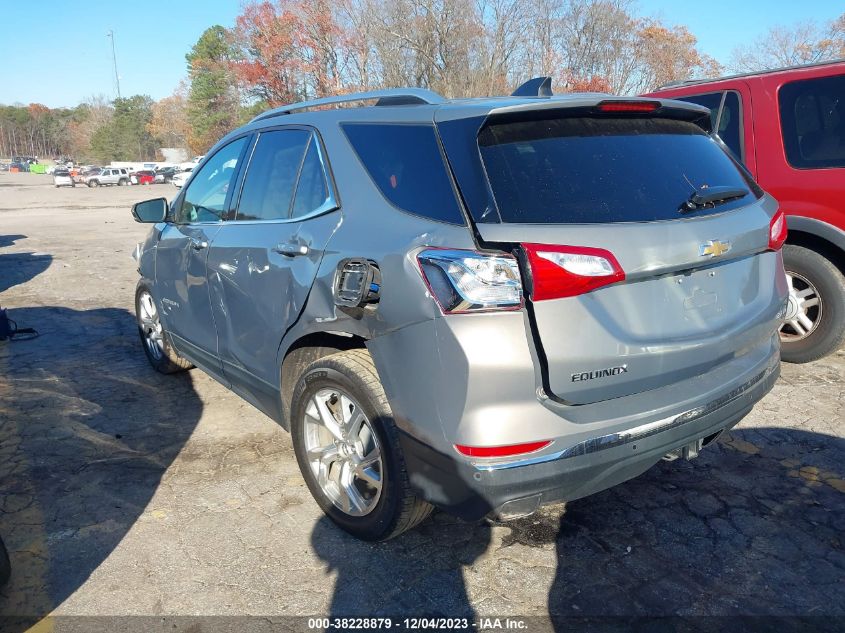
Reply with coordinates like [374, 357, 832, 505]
[131, 198, 168, 223]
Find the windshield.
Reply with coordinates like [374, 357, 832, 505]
[478, 116, 759, 224]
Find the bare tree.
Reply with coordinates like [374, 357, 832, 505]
[730, 13, 845, 72]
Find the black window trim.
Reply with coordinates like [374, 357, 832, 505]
[340, 120, 468, 226]
[228, 124, 340, 225]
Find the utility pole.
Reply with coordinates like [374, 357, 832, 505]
[107, 30, 121, 99]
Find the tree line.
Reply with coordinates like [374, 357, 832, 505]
[2, 0, 843, 162]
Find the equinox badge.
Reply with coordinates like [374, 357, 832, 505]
[572, 365, 628, 382]
[699, 240, 732, 258]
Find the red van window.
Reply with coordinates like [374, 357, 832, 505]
[779, 75, 845, 169]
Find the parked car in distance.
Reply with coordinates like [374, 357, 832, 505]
[131, 81, 787, 541]
[53, 169, 75, 187]
[85, 167, 130, 187]
[646, 59, 845, 363]
[155, 166, 178, 184]
[171, 167, 192, 188]
[134, 170, 156, 185]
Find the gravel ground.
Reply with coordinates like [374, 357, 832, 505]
[0, 171, 843, 631]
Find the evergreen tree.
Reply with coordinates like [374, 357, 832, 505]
[186, 25, 241, 153]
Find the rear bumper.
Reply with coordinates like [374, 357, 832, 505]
[398, 354, 779, 521]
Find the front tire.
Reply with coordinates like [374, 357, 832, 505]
[88, 180, 98, 188]
[135, 283, 192, 374]
[291, 350, 433, 541]
[780, 244, 845, 363]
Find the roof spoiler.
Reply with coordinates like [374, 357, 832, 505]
[511, 77, 553, 98]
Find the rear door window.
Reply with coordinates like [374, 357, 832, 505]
[479, 117, 757, 224]
[674, 91, 744, 161]
[342, 123, 464, 224]
[675, 92, 721, 129]
[291, 136, 330, 218]
[715, 91, 743, 161]
[236, 129, 311, 221]
[779, 75, 845, 169]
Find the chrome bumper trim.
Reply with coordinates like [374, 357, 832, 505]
[472, 361, 777, 472]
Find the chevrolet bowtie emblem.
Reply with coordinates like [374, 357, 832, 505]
[699, 240, 732, 257]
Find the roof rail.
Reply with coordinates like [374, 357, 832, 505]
[250, 88, 445, 123]
[654, 57, 845, 91]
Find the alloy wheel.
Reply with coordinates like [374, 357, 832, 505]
[779, 271, 822, 342]
[303, 388, 383, 517]
[138, 291, 164, 360]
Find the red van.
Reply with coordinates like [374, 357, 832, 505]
[647, 60, 845, 363]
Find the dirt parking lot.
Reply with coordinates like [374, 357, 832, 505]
[0, 171, 843, 630]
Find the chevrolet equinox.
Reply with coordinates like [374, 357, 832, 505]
[131, 78, 788, 540]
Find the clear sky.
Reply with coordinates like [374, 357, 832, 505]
[0, 0, 842, 108]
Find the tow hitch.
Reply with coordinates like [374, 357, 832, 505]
[663, 438, 704, 461]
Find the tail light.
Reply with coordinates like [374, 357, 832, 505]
[522, 243, 625, 300]
[455, 440, 552, 458]
[416, 248, 522, 314]
[768, 209, 787, 251]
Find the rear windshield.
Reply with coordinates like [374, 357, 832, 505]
[478, 117, 758, 224]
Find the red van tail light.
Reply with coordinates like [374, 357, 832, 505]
[768, 210, 787, 251]
[522, 243, 625, 301]
[455, 440, 552, 458]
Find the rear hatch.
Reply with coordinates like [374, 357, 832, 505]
[438, 100, 785, 405]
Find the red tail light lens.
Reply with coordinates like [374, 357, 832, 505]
[768, 209, 787, 251]
[596, 100, 660, 113]
[455, 440, 552, 458]
[522, 243, 625, 300]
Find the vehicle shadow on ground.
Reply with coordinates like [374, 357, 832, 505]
[312, 426, 844, 621]
[542, 426, 845, 620]
[0, 235, 52, 294]
[311, 515, 491, 620]
[0, 306, 203, 629]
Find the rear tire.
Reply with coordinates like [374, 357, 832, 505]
[780, 244, 845, 363]
[135, 283, 193, 374]
[119, 178, 128, 186]
[291, 349, 433, 541]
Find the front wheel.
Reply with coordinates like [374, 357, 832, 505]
[135, 283, 193, 373]
[779, 244, 845, 363]
[88, 180, 98, 188]
[291, 350, 433, 541]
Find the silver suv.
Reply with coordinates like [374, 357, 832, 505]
[86, 167, 129, 187]
[131, 79, 788, 540]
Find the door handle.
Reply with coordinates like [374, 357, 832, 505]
[190, 238, 208, 251]
[273, 241, 309, 257]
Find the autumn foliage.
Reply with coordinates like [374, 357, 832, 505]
[4, 4, 843, 160]
[234, 0, 346, 106]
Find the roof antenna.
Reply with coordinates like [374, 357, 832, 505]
[511, 77, 553, 97]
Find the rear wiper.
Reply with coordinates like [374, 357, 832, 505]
[680, 186, 749, 212]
